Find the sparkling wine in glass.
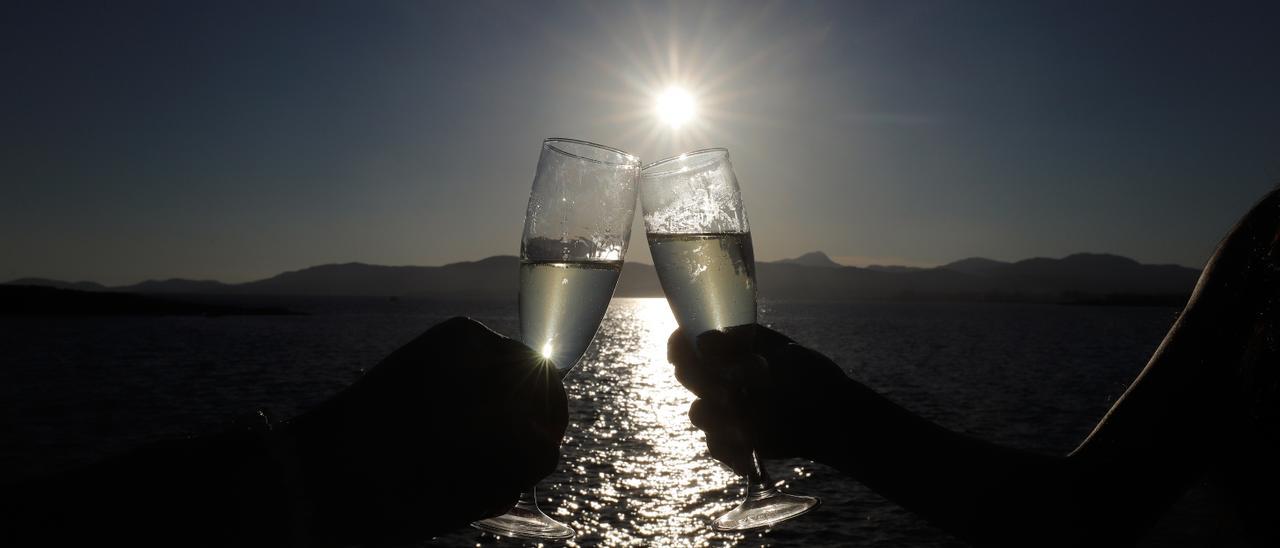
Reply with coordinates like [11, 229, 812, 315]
[471, 138, 640, 540]
[639, 148, 820, 532]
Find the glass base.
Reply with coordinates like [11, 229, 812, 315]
[471, 491, 575, 541]
[711, 486, 820, 532]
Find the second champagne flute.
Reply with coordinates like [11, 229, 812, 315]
[639, 148, 820, 532]
[470, 138, 640, 540]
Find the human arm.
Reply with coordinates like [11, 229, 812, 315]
[673, 326, 1097, 546]
[1, 317, 568, 547]
[672, 189, 1280, 546]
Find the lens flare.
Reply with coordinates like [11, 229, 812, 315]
[655, 87, 696, 128]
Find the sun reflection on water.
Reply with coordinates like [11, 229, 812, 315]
[437, 298, 761, 547]
[555, 298, 742, 546]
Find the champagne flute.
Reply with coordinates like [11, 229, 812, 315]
[471, 138, 640, 540]
[639, 148, 820, 532]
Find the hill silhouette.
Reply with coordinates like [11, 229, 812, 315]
[776, 251, 842, 268]
[6, 252, 1202, 304]
[939, 257, 1010, 276]
[0, 285, 299, 316]
[6, 278, 108, 291]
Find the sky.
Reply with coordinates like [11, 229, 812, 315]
[2, 1, 1278, 285]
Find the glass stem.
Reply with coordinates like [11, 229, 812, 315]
[743, 450, 778, 499]
[516, 487, 539, 510]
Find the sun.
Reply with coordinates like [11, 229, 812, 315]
[655, 86, 697, 128]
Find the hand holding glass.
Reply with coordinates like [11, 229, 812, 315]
[470, 138, 640, 540]
[640, 148, 819, 531]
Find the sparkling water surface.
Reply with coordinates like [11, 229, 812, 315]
[0, 297, 1184, 546]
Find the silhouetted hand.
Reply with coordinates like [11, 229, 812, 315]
[668, 324, 854, 474]
[288, 317, 568, 544]
[0, 317, 566, 548]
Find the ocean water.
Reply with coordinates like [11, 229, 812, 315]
[0, 298, 1181, 546]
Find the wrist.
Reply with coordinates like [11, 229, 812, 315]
[803, 376, 864, 464]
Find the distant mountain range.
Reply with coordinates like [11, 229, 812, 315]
[0, 285, 300, 316]
[5, 251, 1202, 304]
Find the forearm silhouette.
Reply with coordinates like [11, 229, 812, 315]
[671, 188, 1280, 546]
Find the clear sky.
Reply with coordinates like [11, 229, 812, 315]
[3, 1, 1278, 285]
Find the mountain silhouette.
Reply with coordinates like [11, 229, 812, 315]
[6, 278, 107, 291]
[864, 265, 927, 273]
[939, 257, 1010, 276]
[0, 285, 298, 316]
[6, 252, 1202, 304]
[236, 257, 524, 298]
[776, 251, 842, 268]
[937, 253, 1195, 295]
[119, 279, 233, 294]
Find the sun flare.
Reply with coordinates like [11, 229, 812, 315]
[655, 86, 697, 128]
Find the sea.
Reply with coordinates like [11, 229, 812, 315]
[0, 297, 1197, 546]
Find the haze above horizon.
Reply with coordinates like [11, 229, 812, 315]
[3, 1, 1278, 285]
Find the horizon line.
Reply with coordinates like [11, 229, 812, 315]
[4, 250, 1202, 289]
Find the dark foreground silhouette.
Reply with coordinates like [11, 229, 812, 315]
[0, 318, 567, 547]
[671, 188, 1280, 547]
